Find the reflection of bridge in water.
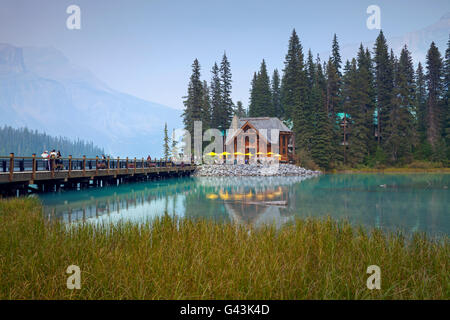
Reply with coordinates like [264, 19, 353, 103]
[43, 175, 317, 227]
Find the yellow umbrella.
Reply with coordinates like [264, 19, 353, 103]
[206, 152, 217, 156]
[273, 153, 282, 157]
[266, 152, 275, 155]
[234, 152, 245, 156]
[221, 152, 231, 157]
[245, 153, 253, 157]
[256, 152, 265, 155]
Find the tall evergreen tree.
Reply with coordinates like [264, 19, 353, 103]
[340, 60, 355, 164]
[234, 101, 246, 118]
[425, 42, 443, 150]
[373, 30, 394, 147]
[281, 29, 306, 121]
[310, 57, 332, 168]
[271, 69, 282, 117]
[182, 59, 203, 138]
[326, 57, 342, 163]
[280, 29, 310, 150]
[331, 33, 342, 76]
[345, 45, 376, 165]
[219, 52, 234, 132]
[254, 59, 273, 117]
[306, 49, 316, 89]
[384, 46, 416, 163]
[201, 80, 211, 129]
[171, 129, 178, 159]
[163, 122, 170, 160]
[210, 62, 222, 130]
[249, 72, 258, 117]
[443, 36, 450, 161]
[415, 62, 427, 141]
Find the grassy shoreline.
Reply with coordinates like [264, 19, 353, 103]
[0, 198, 448, 300]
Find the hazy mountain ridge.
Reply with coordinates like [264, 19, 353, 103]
[324, 13, 450, 65]
[0, 43, 182, 157]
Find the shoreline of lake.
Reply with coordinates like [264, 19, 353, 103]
[330, 168, 450, 174]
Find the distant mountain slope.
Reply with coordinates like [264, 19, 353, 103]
[0, 43, 182, 158]
[323, 12, 450, 64]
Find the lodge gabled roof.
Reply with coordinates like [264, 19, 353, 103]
[238, 117, 292, 132]
[225, 116, 292, 144]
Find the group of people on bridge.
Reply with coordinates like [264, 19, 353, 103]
[40, 150, 63, 171]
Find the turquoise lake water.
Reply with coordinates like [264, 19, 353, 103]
[38, 173, 450, 236]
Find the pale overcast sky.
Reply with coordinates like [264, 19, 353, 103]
[0, 0, 449, 110]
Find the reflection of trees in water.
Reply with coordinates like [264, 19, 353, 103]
[291, 174, 449, 235]
[44, 178, 198, 222]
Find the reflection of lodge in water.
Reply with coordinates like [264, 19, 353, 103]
[204, 179, 298, 228]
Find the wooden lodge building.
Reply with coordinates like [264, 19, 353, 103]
[225, 116, 295, 163]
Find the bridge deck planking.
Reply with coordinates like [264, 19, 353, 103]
[0, 166, 196, 185]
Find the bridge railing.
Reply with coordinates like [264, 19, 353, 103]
[0, 153, 194, 177]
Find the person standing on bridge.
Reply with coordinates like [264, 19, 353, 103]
[41, 150, 50, 170]
[50, 150, 57, 171]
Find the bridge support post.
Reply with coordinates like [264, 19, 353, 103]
[9, 153, 14, 182]
[68, 155, 72, 178]
[32, 154, 36, 181]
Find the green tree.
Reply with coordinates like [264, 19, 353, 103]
[182, 59, 203, 138]
[443, 36, 450, 162]
[171, 129, 178, 159]
[281, 29, 306, 121]
[249, 72, 258, 117]
[201, 80, 211, 129]
[326, 57, 342, 163]
[210, 62, 222, 130]
[234, 101, 246, 118]
[415, 62, 427, 142]
[373, 30, 394, 147]
[250, 59, 273, 117]
[280, 30, 310, 151]
[163, 122, 170, 161]
[425, 42, 444, 151]
[331, 33, 342, 76]
[384, 45, 416, 163]
[271, 69, 282, 117]
[345, 45, 376, 165]
[219, 52, 234, 131]
[310, 57, 332, 168]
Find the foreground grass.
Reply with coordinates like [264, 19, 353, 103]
[0, 198, 448, 299]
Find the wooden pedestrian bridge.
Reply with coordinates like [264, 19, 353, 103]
[0, 153, 196, 196]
